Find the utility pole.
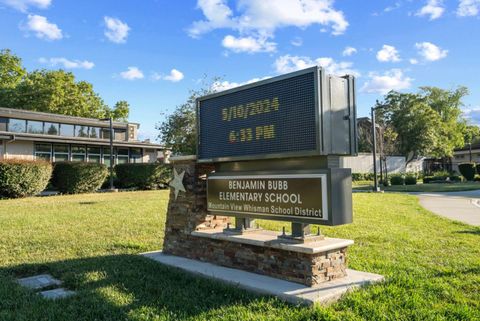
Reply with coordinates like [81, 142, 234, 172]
[371, 107, 379, 192]
[469, 142, 472, 162]
[100, 117, 115, 191]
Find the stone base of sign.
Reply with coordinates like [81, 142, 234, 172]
[142, 250, 384, 306]
[163, 157, 357, 287]
[167, 228, 352, 286]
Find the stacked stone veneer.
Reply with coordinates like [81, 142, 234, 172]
[163, 158, 348, 286]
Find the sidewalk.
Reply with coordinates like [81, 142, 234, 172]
[415, 191, 480, 226]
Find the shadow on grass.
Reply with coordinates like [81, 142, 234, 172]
[0, 254, 291, 321]
[454, 227, 480, 236]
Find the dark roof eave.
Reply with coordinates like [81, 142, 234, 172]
[0, 131, 167, 149]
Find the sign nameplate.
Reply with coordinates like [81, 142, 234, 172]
[207, 174, 328, 224]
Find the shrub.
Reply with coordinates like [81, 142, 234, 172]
[449, 175, 462, 182]
[390, 174, 405, 185]
[423, 176, 433, 184]
[52, 162, 108, 194]
[0, 160, 52, 198]
[352, 173, 364, 181]
[115, 163, 170, 190]
[458, 163, 476, 181]
[405, 174, 417, 185]
[363, 173, 375, 181]
[476, 164, 480, 175]
[432, 170, 450, 180]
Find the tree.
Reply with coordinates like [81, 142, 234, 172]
[110, 100, 130, 122]
[0, 49, 25, 89]
[0, 49, 26, 107]
[157, 77, 220, 155]
[463, 125, 480, 145]
[376, 87, 469, 164]
[7, 69, 111, 119]
[0, 49, 129, 122]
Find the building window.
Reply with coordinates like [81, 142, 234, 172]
[117, 148, 129, 164]
[114, 129, 126, 141]
[0, 118, 7, 131]
[9, 118, 26, 133]
[35, 143, 52, 161]
[60, 124, 74, 137]
[71, 145, 86, 162]
[27, 120, 43, 134]
[87, 146, 101, 163]
[101, 128, 111, 140]
[75, 125, 89, 138]
[102, 146, 115, 166]
[53, 144, 69, 162]
[89, 127, 101, 139]
[130, 148, 142, 163]
[45, 122, 59, 135]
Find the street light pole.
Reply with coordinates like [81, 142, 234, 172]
[109, 117, 114, 190]
[100, 117, 115, 191]
[469, 142, 472, 163]
[371, 107, 379, 192]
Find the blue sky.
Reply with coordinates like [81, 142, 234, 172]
[1, 0, 479, 141]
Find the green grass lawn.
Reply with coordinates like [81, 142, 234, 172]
[353, 181, 480, 193]
[0, 191, 479, 320]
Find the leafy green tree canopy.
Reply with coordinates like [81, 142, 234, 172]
[376, 86, 470, 163]
[0, 49, 129, 122]
[157, 77, 220, 155]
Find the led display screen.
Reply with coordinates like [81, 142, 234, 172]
[197, 71, 318, 161]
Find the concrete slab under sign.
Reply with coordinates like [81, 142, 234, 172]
[141, 251, 384, 306]
[17, 274, 62, 290]
[40, 288, 76, 300]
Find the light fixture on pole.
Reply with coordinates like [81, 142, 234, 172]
[100, 117, 115, 191]
[371, 104, 387, 192]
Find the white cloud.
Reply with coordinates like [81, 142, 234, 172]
[222, 34, 276, 53]
[463, 106, 480, 125]
[212, 76, 271, 91]
[120, 67, 144, 80]
[384, 1, 402, 12]
[104, 16, 130, 43]
[163, 69, 184, 82]
[361, 69, 413, 94]
[376, 45, 401, 62]
[22, 14, 62, 40]
[0, 0, 50, 12]
[416, 0, 445, 20]
[274, 54, 359, 76]
[189, 0, 348, 37]
[39, 57, 94, 69]
[151, 69, 184, 82]
[415, 42, 448, 61]
[290, 37, 303, 47]
[189, 0, 348, 54]
[409, 58, 419, 65]
[342, 46, 357, 56]
[457, 0, 480, 16]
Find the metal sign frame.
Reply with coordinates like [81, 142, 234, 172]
[196, 66, 325, 163]
[205, 167, 352, 226]
[207, 173, 328, 223]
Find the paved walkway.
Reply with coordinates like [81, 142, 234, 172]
[414, 190, 480, 226]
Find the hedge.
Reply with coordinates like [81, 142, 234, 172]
[458, 163, 476, 181]
[405, 174, 417, 185]
[0, 160, 52, 198]
[390, 174, 405, 185]
[115, 163, 170, 190]
[52, 162, 108, 194]
[352, 173, 375, 181]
